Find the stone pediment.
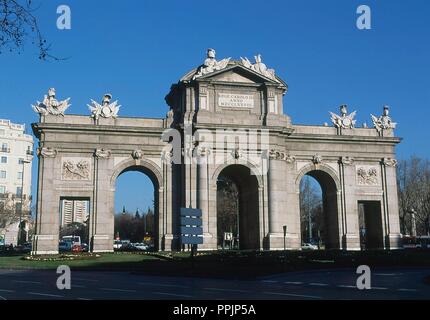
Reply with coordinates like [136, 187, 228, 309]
[182, 63, 286, 88]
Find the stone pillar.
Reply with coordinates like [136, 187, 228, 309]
[381, 158, 402, 248]
[197, 147, 216, 249]
[267, 151, 297, 250]
[339, 157, 361, 250]
[162, 150, 174, 250]
[91, 149, 114, 253]
[32, 147, 60, 255]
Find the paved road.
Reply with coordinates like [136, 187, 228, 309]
[0, 267, 429, 300]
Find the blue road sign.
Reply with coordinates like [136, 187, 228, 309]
[180, 226, 203, 235]
[180, 217, 202, 226]
[180, 208, 203, 246]
[180, 236, 203, 245]
[180, 208, 202, 217]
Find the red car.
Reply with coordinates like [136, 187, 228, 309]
[71, 244, 82, 253]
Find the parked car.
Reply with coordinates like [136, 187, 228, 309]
[22, 242, 32, 253]
[113, 240, 123, 250]
[301, 243, 318, 250]
[80, 243, 89, 252]
[133, 243, 149, 251]
[59, 241, 72, 252]
[71, 244, 82, 253]
[62, 235, 81, 247]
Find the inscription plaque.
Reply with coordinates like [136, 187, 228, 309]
[218, 93, 254, 108]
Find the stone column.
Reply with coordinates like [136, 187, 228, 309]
[91, 149, 114, 253]
[32, 147, 60, 255]
[339, 157, 360, 250]
[267, 150, 290, 250]
[381, 158, 402, 249]
[197, 147, 216, 249]
[162, 150, 174, 250]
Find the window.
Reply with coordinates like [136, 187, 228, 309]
[0, 186, 5, 194]
[18, 158, 24, 165]
[1, 156, 6, 164]
[0, 171, 6, 179]
[1, 143, 8, 152]
[17, 172, 23, 180]
[16, 187, 22, 196]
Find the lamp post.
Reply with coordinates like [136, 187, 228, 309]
[409, 208, 417, 237]
[18, 159, 31, 245]
[283, 225, 287, 252]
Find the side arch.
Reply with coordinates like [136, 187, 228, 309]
[109, 157, 165, 250]
[110, 158, 163, 190]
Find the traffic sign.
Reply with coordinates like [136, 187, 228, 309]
[180, 226, 203, 235]
[180, 208, 203, 246]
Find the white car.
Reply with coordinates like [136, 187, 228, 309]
[133, 243, 149, 251]
[113, 240, 123, 250]
[302, 243, 318, 250]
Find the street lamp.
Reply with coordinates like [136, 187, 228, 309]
[283, 225, 287, 252]
[409, 208, 417, 237]
[18, 159, 31, 245]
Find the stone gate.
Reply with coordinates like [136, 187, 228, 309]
[31, 49, 401, 254]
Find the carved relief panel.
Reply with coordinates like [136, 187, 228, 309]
[61, 157, 91, 181]
[356, 165, 379, 186]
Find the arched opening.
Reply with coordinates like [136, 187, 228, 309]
[299, 170, 340, 249]
[114, 166, 158, 251]
[216, 164, 259, 250]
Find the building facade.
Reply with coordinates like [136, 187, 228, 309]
[0, 119, 34, 245]
[30, 50, 401, 255]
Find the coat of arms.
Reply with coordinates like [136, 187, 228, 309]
[88, 94, 121, 120]
[330, 105, 357, 129]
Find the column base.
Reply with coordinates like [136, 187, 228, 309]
[91, 234, 113, 253]
[199, 233, 217, 250]
[342, 234, 361, 251]
[386, 233, 402, 249]
[266, 233, 301, 250]
[31, 234, 59, 255]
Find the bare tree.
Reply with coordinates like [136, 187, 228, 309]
[0, 0, 57, 59]
[216, 176, 239, 244]
[397, 156, 430, 236]
[300, 176, 322, 243]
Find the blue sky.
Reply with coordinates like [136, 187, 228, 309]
[0, 0, 429, 212]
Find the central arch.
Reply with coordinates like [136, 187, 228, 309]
[215, 164, 260, 250]
[296, 165, 341, 249]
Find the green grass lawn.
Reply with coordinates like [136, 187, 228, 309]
[0, 253, 160, 270]
[0, 250, 429, 279]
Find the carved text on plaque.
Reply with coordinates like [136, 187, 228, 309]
[218, 93, 254, 108]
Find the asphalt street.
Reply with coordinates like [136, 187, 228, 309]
[0, 267, 428, 300]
